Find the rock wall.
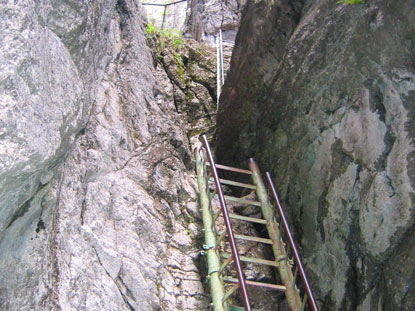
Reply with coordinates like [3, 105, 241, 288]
[0, 0, 207, 310]
[216, 0, 415, 310]
[148, 34, 218, 133]
[143, 0, 188, 31]
[184, 0, 247, 43]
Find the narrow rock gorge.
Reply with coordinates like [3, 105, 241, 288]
[1, 0, 414, 310]
[216, 0, 415, 310]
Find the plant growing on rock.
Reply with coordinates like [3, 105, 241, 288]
[145, 21, 159, 36]
[145, 22, 184, 53]
[336, 0, 363, 4]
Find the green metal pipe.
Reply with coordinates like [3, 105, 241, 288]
[161, 5, 167, 30]
[248, 159, 302, 311]
[195, 148, 226, 311]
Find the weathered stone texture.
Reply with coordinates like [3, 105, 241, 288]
[216, 0, 415, 310]
[184, 0, 247, 43]
[0, 0, 207, 310]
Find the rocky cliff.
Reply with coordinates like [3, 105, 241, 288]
[0, 1, 209, 310]
[184, 0, 246, 43]
[216, 0, 415, 310]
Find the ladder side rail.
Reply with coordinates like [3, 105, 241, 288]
[195, 148, 226, 311]
[202, 135, 252, 311]
[248, 159, 302, 310]
[266, 172, 319, 311]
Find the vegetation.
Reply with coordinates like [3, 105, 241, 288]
[336, 0, 363, 4]
[145, 21, 187, 84]
[145, 22, 184, 52]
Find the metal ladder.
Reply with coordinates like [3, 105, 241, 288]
[195, 135, 319, 311]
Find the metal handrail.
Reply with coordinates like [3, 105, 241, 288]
[142, 0, 186, 7]
[202, 135, 252, 311]
[219, 29, 225, 86]
[266, 172, 319, 311]
[216, 28, 225, 109]
[142, 0, 187, 30]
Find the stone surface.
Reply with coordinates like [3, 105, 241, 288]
[184, 0, 247, 43]
[0, 0, 84, 241]
[216, 0, 415, 310]
[146, 30, 227, 141]
[142, 0, 188, 31]
[0, 0, 208, 310]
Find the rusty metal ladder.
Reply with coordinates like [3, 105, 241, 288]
[195, 135, 319, 311]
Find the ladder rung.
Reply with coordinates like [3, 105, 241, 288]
[209, 177, 256, 190]
[222, 195, 262, 206]
[224, 277, 286, 291]
[223, 284, 239, 303]
[222, 253, 279, 267]
[216, 230, 227, 246]
[206, 162, 252, 175]
[212, 209, 222, 222]
[219, 254, 234, 274]
[228, 213, 267, 224]
[301, 292, 308, 310]
[235, 233, 273, 244]
[217, 231, 273, 244]
[228, 306, 263, 311]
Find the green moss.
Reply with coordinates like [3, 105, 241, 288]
[172, 38, 184, 50]
[133, 131, 140, 139]
[186, 212, 195, 224]
[185, 91, 195, 101]
[242, 100, 252, 121]
[90, 100, 97, 115]
[173, 52, 186, 84]
[336, 0, 363, 4]
[146, 22, 159, 37]
[188, 127, 205, 138]
[203, 114, 212, 125]
[145, 22, 185, 63]
[274, 128, 288, 147]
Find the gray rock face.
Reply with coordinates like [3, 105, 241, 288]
[156, 37, 218, 132]
[143, 0, 188, 31]
[216, 0, 415, 310]
[184, 0, 247, 43]
[0, 0, 84, 241]
[0, 0, 207, 310]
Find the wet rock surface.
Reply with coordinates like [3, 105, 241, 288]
[216, 0, 415, 310]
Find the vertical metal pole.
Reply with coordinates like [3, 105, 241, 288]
[161, 5, 167, 30]
[266, 172, 319, 311]
[195, 148, 226, 311]
[216, 35, 221, 109]
[219, 28, 225, 86]
[248, 159, 302, 311]
[202, 135, 252, 311]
